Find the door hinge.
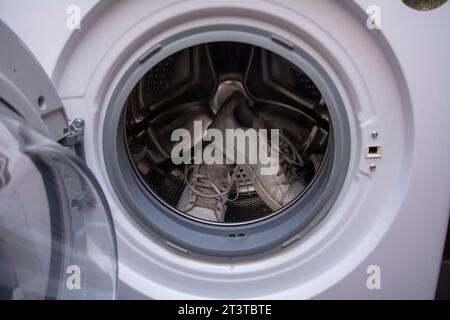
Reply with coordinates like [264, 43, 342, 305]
[59, 118, 85, 147]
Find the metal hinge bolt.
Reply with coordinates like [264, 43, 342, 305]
[59, 118, 85, 146]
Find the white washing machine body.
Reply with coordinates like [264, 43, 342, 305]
[0, 0, 449, 299]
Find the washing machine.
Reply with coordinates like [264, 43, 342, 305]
[0, 0, 449, 299]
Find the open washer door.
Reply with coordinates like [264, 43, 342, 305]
[0, 21, 117, 299]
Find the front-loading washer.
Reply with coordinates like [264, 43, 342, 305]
[0, 0, 449, 299]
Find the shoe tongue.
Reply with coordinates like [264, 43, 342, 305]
[192, 165, 229, 202]
[199, 164, 229, 178]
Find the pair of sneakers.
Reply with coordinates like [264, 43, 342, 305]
[177, 90, 306, 222]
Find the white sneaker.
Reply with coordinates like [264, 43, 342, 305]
[211, 93, 306, 211]
[176, 164, 234, 222]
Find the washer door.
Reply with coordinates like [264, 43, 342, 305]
[0, 22, 117, 299]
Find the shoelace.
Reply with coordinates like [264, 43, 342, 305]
[279, 132, 305, 184]
[184, 165, 241, 215]
[265, 131, 304, 185]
